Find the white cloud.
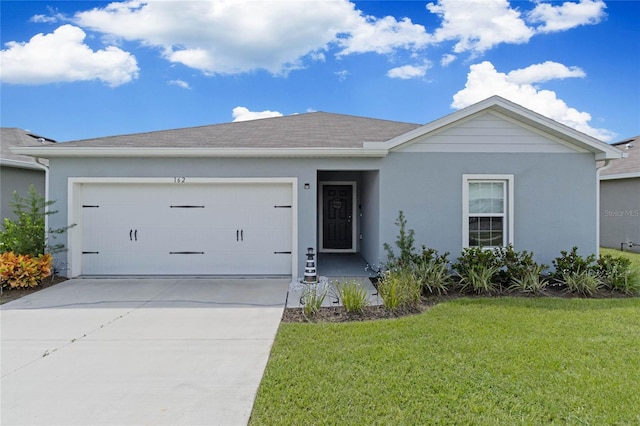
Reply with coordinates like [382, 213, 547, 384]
[73, 0, 433, 76]
[337, 15, 430, 56]
[507, 61, 585, 84]
[74, 0, 347, 75]
[440, 53, 456, 67]
[0, 24, 139, 87]
[335, 70, 350, 81]
[528, 0, 606, 33]
[426, 0, 534, 54]
[232, 106, 283, 122]
[30, 6, 65, 24]
[30, 14, 59, 24]
[309, 51, 326, 62]
[168, 79, 190, 89]
[16, 0, 608, 82]
[386, 63, 430, 79]
[452, 61, 615, 141]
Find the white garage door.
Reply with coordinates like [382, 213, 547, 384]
[80, 181, 293, 275]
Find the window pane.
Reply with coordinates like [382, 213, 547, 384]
[490, 182, 504, 199]
[469, 181, 504, 214]
[469, 216, 503, 246]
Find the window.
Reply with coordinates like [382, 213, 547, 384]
[463, 175, 514, 248]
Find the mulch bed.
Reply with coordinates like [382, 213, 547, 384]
[0, 275, 68, 305]
[281, 285, 635, 323]
[281, 303, 433, 323]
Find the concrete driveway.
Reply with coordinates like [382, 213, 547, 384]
[1, 278, 289, 426]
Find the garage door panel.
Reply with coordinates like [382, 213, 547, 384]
[204, 252, 291, 275]
[80, 182, 293, 276]
[239, 228, 291, 251]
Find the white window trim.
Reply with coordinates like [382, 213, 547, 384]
[462, 174, 514, 248]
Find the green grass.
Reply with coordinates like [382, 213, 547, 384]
[601, 247, 640, 269]
[251, 297, 640, 425]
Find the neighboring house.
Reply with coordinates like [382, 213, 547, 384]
[12, 96, 624, 278]
[1, 128, 56, 222]
[599, 136, 639, 253]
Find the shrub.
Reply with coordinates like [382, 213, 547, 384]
[0, 252, 53, 288]
[495, 245, 548, 288]
[561, 270, 602, 296]
[414, 247, 451, 295]
[300, 281, 328, 318]
[383, 210, 416, 269]
[459, 264, 501, 294]
[552, 247, 597, 280]
[378, 268, 421, 311]
[336, 280, 370, 314]
[453, 247, 500, 293]
[508, 264, 548, 294]
[380, 211, 451, 299]
[598, 254, 640, 295]
[0, 185, 71, 256]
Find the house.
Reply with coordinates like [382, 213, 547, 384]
[11, 96, 624, 278]
[1, 128, 56, 221]
[599, 136, 639, 253]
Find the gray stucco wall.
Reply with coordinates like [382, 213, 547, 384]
[600, 178, 640, 253]
[47, 151, 599, 276]
[46, 157, 382, 276]
[1, 166, 46, 222]
[378, 152, 599, 268]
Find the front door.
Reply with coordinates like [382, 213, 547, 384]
[322, 184, 353, 250]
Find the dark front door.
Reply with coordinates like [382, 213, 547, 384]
[322, 185, 353, 250]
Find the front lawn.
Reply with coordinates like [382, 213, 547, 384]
[601, 247, 640, 269]
[251, 297, 640, 425]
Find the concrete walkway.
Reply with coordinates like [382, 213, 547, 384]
[1, 278, 289, 426]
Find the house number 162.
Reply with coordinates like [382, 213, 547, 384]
[174, 177, 186, 183]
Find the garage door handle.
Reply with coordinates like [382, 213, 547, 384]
[241, 229, 244, 241]
[236, 230, 239, 241]
[134, 229, 138, 241]
[130, 229, 133, 241]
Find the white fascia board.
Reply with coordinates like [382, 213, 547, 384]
[600, 172, 640, 180]
[11, 147, 389, 158]
[0, 158, 47, 171]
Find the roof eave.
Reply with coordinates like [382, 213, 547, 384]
[0, 158, 48, 171]
[600, 172, 640, 180]
[10, 147, 390, 158]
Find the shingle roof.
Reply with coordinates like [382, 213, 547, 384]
[0, 128, 56, 166]
[58, 112, 421, 149]
[601, 136, 639, 177]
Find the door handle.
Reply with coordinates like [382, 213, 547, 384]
[237, 230, 239, 242]
[134, 229, 138, 241]
[241, 229, 244, 241]
[130, 229, 133, 241]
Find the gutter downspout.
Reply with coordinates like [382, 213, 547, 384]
[34, 158, 50, 250]
[595, 160, 613, 257]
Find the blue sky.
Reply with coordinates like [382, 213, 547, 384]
[1, 0, 638, 143]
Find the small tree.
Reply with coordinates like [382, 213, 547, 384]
[383, 210, 416, 267]
[0, 185, 70, 256]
